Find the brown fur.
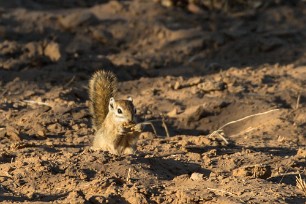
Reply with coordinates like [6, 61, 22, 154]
[91, 98, 142, 155]
[89, 70, 117, 130]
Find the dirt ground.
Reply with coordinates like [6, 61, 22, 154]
[0, 0, 305, 203]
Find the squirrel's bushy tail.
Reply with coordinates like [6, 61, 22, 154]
[89, 70, 117, 130]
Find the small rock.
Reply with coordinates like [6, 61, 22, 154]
[296, 148, 306, 158]
[190, 172, 204, 181]
[58, 12, 95, 29]
[37, 130, 45, 137]
[181, 105, 210, 123]
[72, 124, 79, 131]
[6, 125, 21, 141]
[167, 108, 179, 117]
[44, 42, 61, 61]
[160, 0, 174, 7]
[197, 81, 225, 92]
[174, 81, 181, 90]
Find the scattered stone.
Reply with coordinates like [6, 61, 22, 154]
[72, 124, 79, 130]
[296, 148, 306, 158]
[6, 125, 21, 141]
[190, 172, 204, 181]
[37, 130, 45, 137]
[58, 12, 96, 29]
[174, 81, 181, 90]
[44, 42, 61, 61]
[167, 107, 183, 117]
[197, 81, 226, 92]
[180, 104, 210, 123]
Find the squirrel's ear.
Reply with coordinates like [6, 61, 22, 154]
[127, 96, 133, 102]
[109, 97, 115, 110]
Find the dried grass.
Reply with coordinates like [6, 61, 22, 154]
[296, 174, 306, 196]
[138, 117, 170, 138]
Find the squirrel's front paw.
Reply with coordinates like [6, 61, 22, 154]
[118, 126, 129, 135]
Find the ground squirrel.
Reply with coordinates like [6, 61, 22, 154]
[89, 70, 142, 155]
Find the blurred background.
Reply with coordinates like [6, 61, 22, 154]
[0, 0, 306, 80]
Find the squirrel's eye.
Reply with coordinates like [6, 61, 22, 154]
[117, 108, 122, 114]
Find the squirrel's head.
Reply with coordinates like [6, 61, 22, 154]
[108, 96, 137, 123]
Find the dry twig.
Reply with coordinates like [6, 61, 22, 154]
[208, 109, 280, 144]
[138, 118, 170, 138]
[23, 100, 51, 107]
[295, 93, 301, 110]
[161, 116, 170, 138]
[209, 129, 229, 144]
[64, 75, 76, 87]
[229, 127, 256, 138]
[138, 121, 158, 136]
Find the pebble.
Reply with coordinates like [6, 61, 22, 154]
[190, 172, 204, 181]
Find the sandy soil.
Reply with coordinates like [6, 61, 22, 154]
[0, 0, 305, 203]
